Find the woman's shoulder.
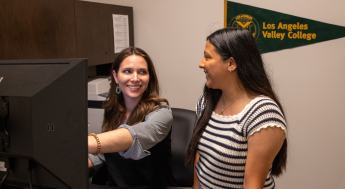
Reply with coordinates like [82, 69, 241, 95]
[153, 102, 170, 111]
[242, 95, 285, 122]
[146, 102, 172, 118]
[242, 95, 287, 138]
[250, 96, 281, 110]
[237, 95, 283, 120]
[143, 102, 173, 125]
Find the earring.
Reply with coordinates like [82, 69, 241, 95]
[116, 85, 121, 94]
[229, 69, 232, 74]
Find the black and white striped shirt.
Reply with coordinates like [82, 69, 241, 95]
[196, 95, 287, 189]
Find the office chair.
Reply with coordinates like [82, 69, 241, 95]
[170, 108, 196, 187]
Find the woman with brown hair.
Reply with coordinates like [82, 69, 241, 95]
[88, 47, 176, 187]
[185, 27, 287, 189]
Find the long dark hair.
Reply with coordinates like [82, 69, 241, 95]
[185, 27, 287, 176]
[102, 47, 168, 132]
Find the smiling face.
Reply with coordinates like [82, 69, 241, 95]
[199, 40, 230, 89]
[113, 55, 150, 103]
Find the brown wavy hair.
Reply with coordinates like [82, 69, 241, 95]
[102, 47, 168, 132]
[185, 28, 287, 176]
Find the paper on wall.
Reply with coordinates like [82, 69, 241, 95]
[112, 14, 130, 53]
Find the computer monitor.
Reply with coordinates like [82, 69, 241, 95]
[0, 59, 88, 188]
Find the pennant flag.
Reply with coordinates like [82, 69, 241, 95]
[225, 1, 345, 53]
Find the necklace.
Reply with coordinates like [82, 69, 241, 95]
[221, 90, 244, 114]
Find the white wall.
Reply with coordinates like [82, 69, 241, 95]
[83, 0, 345, 188]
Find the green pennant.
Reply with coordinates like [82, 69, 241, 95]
[225, 1, 345, 53]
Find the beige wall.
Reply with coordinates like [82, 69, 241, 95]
[83, 0, 223, 109]
[234, 1, 345, 189]
[83, 0, 345, 188]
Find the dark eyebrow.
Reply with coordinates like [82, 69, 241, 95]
[204, 51, 211, 57]
[121, 67, 148, 71]
[137, 68, 148, 72]
[121, 67, 133, 70]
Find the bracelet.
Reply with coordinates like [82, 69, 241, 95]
[89, 133, 101, 156]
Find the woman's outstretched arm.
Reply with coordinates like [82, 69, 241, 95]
[88, 128, 133, 154]
[88, 105, 172, 156]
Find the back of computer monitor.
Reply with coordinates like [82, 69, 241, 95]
[0, 59, 88, 189]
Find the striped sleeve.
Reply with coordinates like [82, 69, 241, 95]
[196, 94, 205, 118]
[244, 98, 287, 139]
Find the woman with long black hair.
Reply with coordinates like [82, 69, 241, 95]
[185, 27, 287, 189]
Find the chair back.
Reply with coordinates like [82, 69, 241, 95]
[170, 108, 196, 187]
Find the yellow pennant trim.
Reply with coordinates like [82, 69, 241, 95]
[224, 0, 227, 28]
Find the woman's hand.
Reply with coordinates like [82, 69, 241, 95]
[88, 157, 93, 168]
[243, 126, 285, 189]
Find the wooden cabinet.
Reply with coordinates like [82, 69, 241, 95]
[0, 0, 33, 60]
[31, 0, 77, 59]
[75, 1, 110, 66]
[0, 0, 134, 66]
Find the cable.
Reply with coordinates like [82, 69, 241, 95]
[28, 160, 33, 189]
[28, 169, 33, 189]
[0, 167, 11, 188]
[0, 156, 12, 188]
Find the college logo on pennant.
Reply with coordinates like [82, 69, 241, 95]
[225, 1, 345, 53]
[229, 14, 260, 40]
